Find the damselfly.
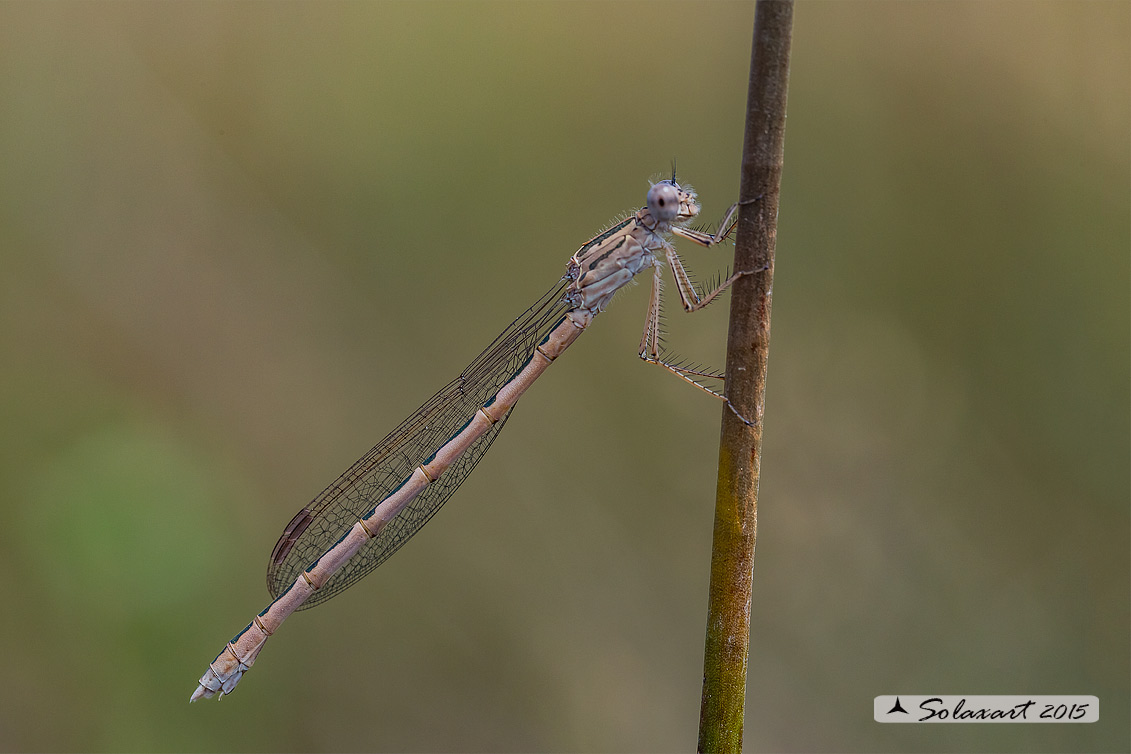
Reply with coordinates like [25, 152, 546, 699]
[191, 175, 753, 701]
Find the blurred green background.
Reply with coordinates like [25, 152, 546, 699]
[0, 2, 1126, 752]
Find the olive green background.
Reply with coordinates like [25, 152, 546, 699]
[0, 2, 1126, 752]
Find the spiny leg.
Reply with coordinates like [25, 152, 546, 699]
[666, 203, 756, 313]
[638, 265, 664, 362]
[670, 201, 738, 248]
[637, 262, 755, 426]
[636, 269, 724, 393]
[665, 246, 754, 314]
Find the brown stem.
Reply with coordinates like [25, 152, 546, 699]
[697, 2, 793, 752]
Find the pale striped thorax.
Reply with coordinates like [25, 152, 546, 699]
[567, 180, 701, 312]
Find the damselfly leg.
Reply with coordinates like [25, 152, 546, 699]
[637, 202, 759, 425]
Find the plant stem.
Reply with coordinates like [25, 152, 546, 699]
[697, 2, 793, 752]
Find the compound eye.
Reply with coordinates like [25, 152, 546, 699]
[646, 183, 681, 221]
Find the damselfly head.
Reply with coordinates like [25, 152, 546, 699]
[646, 180, 701, 225]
